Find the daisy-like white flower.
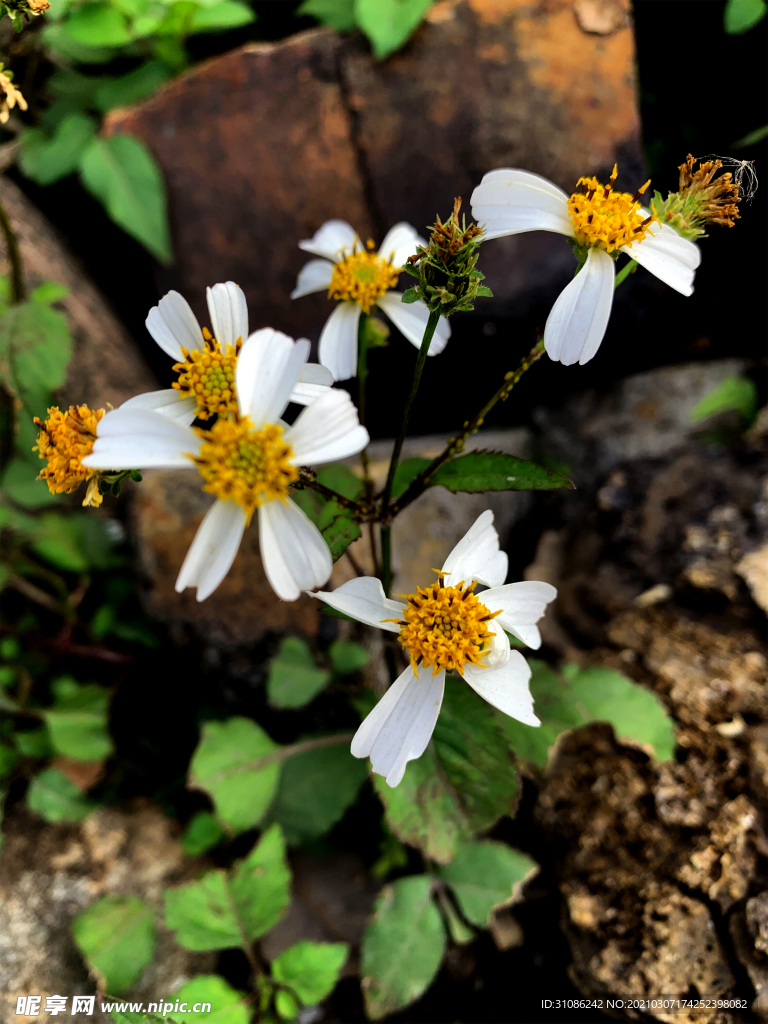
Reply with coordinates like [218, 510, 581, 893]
[123, 281, 334, 425]
[312, 511, 556, 787]
[470, 165, 702, 366]
[83, 329, 369, 602]
[291, 220, 452, 381]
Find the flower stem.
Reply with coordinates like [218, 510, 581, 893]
[381, 523, 393, 596]
[0, 188, 24, 304]
[390, 338, 545, 517]
[357, 314, 380, 575]
[614, 258, 638, 289]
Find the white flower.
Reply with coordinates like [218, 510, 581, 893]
[291, 220, 452, 381]
[126, 281, 334, 425]
[83, 329, 369, 603]
[470, 166, 702, 366]
[312, 510, 556, 786]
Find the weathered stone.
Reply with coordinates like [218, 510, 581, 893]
[0, 175, 156, 411]
[106, 0, 642, 330]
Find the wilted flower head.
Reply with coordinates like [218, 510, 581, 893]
[34, 405, 106, 507]
[651, 154, 748, 240]
[0, 0, 49, 30]
[0, 63, 27, 125]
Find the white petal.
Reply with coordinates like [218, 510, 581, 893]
[290, 259, 335, 300]
[285, 389, 369, 466]
[484, 580, 558, 628]
[505, 623, 542, 650]
[318, 302, 361, 382]
[289, 361, 335, 405]
[471, 169, 571, 240]
[544, 246, 615, 366]
[258, 498, 332, 601]
[463, 651, 539, 726]
[118, 389, 197, 425]
[376, 293, 450, 356]
[311, 576, 405, 632]
[621, 222, 700, 296]
[377, 222, 426, 269]
[175, 500, 247, 602]
[146, 291, 203, 362]
[236, 329, 309, 426]
[82, 409, 200, 470]
[441, 510, 508, 590]
[206, 281, 248, 348]
[298, 220, 360, 262]
[352, 665, 445, 787]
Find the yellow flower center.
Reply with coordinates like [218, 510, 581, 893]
[172, 327, 240, 421]
[567, 164, 658, 253]
[388, 575, 500, 676]
[191, 417, 299, 523]
[328, 240, 399, 314]
[33, 405, 105, 505]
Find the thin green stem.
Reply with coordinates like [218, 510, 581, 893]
[390, 338, 545, 516]
[0, 188, 24, 304]
[380, 524, 392, 596]
[614, 258, 638, 289]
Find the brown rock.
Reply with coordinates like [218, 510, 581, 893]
[106, 0, 642, 329]
[0, 175, 156, 411]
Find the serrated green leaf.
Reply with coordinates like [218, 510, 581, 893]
[499, 660, 676, 766]
[270, 742, 367, 844]
[430, 451, 573, 493]
[437, 840, 537, 926]
[94, 61, 173, 112]
[361, 875, 445, 1018]
[73, 895, 155, 995]
[373, 678, 519, 863]
[298, 0, 355, 31]
[180, 810, 225, 856]
[164, 825, 290, 950]
[329, 639, 368, 675]
[316, 463, 364, 500]
[391, 456, 430, 499]
[19, 114, 97, 186]
[354, 0, 434, 60]
[321, 511, 362, 562]
[79, 135, 172, 264]
[724, 0, 766, 33]
[267, 637, 330, 710]
[172, 975, 249, 1023]
[62, 3, 133, 46]
[43, 682, 113, 762]
[27, 767, 94, 822]
[189, 0, 255, 32]
[189, 717, 280, 833]
[272, 940, 348, 1005]
[689, 375, 758, 426]
[0, 302, 72, 414]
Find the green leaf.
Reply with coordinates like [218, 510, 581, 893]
[62, 3, 133, 46]
[2, 458, 62, 509]
[27, 768, 94, 823]
[0, 302, 72, 413]
[316, 463, 364, 500]
[270, 742, 367, 844]
[267, 637, 330, 709]
[19, 115, 97, 187]
[180, 810, 225, 856]
[430, 451, 573, 493]
[499, 661, 676, 767]
[72, 895, 155, 995]
[329, 639, 368, 675]
[724, 0, 766, 33]
[43, 682, 113, 762]
[189, 717, 280, 833]
[275, 990, 300, 1021]
[689, 375, 758, 426]
[189, 0, 255, 32]
[272, 940, 348, 1005]
[373, 678, 519, 863]
[361, 875, 445, 1018]
[391, 456, 430, 499]
[321, 511, 361, 562]
[0, 742, 18, 779]
[437, 841, 537, 926]
[400, 287, 419, 304]
[94, 61, 173, 112]
[32, 513, 89, 572]
[31, 281, 70, 305]
[354, 0, 434, 59]
[298, 0, 355, 31]
[14, 727, 54, 759]
[172, 975, 248, 1024]
[79, 135, 172, 264]
[164, 824, 290, 950]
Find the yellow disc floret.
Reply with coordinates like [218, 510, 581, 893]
[388, 574, 500, 676]
[192, 417, 299, 523]
[33, 405, 105, 506]
[567, 164, 658, 253]
[328, 240, 400, 314]
[172, 327, 241, 421]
